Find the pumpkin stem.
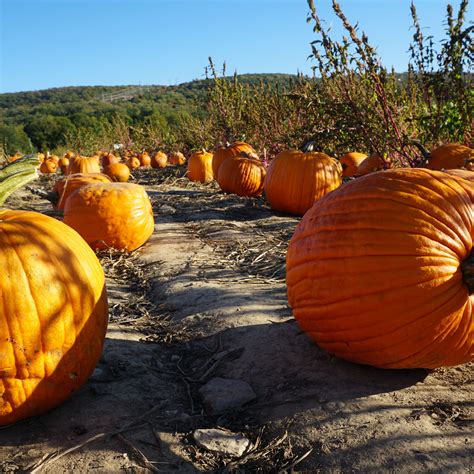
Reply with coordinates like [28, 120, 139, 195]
[408, 139, 430, 164]
[301, 140, 318, 153]
[0, 154, 40, 206]
[461, 250, 474, 294]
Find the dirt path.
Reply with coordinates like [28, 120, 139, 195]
[1, 172, 472, 472]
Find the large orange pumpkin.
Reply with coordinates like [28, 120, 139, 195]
[67, 155, 101, 175]
[187, 150, 214, 183]
[427, 144, 474, 170]
[217, 155, 266, 197]
[444, 168, 474, 183]
[0, 156, 108, 425]
[286, 168, 474, 369]
[53, 173, 112, 210]
[212, 141, 258, 178]
[339, 152, 367, 177]
[63, 182, 154, 251]
[264, 149, 342, 216]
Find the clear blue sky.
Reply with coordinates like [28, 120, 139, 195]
[0, 0, 466, 93]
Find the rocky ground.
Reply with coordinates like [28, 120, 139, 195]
[0, 168, 472, 473]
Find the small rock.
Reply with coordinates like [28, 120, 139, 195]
[199, 377, 256, 413]
[159, 205, 176, 214]
[170, 355, 180, 362]
[193, 428, 249, 457]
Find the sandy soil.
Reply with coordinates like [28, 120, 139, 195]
[0, 169, 472, 473]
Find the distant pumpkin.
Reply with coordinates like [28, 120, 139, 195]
[168, 151, 186, 166]
[150, 152, 168, 169]
[339, 152, 367, 177]
[356, 154, 386, 176]
[58, 157, 70, 174]
[217, 154, 266, 197]
[105, 162, 130, 182]
[138, 153, 151, 167]
[212, 141, 258, 178]
[188, 150, 214, 183]
[264, 149, 342, 216]
[126, 156, 141, 170]
[67, 155, 101, 175]
[40, 158, 58, 174]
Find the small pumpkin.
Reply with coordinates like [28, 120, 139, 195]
[67, 155, 101, 175]
[63, 182, 154, 251]
[53, 173, 112, 210]
[264, 148, 342, 216]
[356, 154, 386, 176]
[187, 150, 214, 183]
[58, 156, 70, 174]
[168, 151, 186, 166]
[217, 154, 266, 197]
[150, 152, 168, 168]
[126, 156, 141, 170]
[212, 141, 258, 178]
[101, 153, 120, 169]
[138, 152, 151, 167]
[105, 162, 131, 182]
[39, 158, 58, 174]
[286, 168, 474, 369]
[0, 156, 108, 425]
[339, 152, 367, 177]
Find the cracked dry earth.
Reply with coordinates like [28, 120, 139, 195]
[0, 170, 473, 473]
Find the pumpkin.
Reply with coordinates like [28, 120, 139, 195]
[101, 153, 119, 169]
[126, 156, 141, 170]
[427, 144, 474, 170]
[286, 168, 474, 369]
[217, 154, 266, 197]
[138, 153, 151, 167]
[264, 149, 342, 216]
[150, 152, 168, 169]
[339, 152, 367, 177]
[53, 173, 111, 210]
[58, 156, 70, 174]
[63, 182, 154, 251]
[168, 151, 186, 166]
[212, 141, 258, 178]
[67, 155, 101, 175]
[105, 162, 130, 182]
[64, 150, 76, 159]
[39, 158, 58, 174]
[0, 156, 108, 425]
[356, 154, 386, 176]
[187, 150, 214, 183]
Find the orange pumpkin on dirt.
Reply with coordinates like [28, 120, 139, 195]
[63, 182, 154, 251]
[264, 149, 342, 216]
[0, 155, 108, 426]
[126, 156, 141, 170]
[217, 154, 266, 197]
[67, 155, 101, 175]
[105, 162, 131, 182]
[101, 153, 120, 169]
[188, 150, 214, 183]
[138, 153, 151, 167]
[286, 168, 474, 369]
[39, 158, 58, 174]
[150, 152, 168, 169]
[53, 173, 112, 210]
[168, 151, 186, 166]
[58, 157, 70, 174]
[212, 141, 258, 178]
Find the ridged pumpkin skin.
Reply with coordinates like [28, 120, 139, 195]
[63, 182, 154, 251]
[427, 144, 474, 170]
[53, 173, 112, 210]
[286, 168, 474, 369]
[212, 141, 258, 178]
[339, 152, 367, 177]
[264, 150, 342, 216]
[105, 162, 130, 182]
[356, 154, 386, 176]
[445, 168, 474, 183]
[168, 151, 186, 166]
[188, 151, 214, 183]
[217, 155, 266, 197]
[67, 155, 101, 175]
[0, 210, 108, 425]
[150, 152, 168, 169]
